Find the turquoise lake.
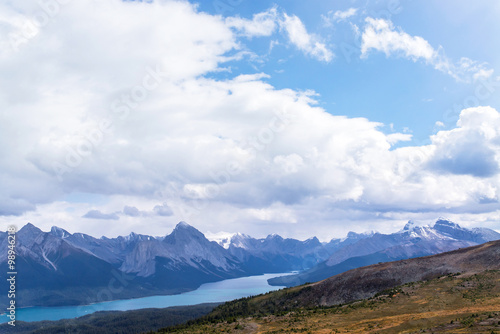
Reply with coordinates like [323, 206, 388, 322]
[0, 273, 288, 323]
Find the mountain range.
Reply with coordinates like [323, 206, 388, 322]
[268, 218, 500, 286]
[0, 218, 498, 308]
[0, 221, 333, 308]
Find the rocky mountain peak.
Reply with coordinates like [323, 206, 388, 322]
[50, 226, 71, 238]
[164, 221, 206, 245]
[434, 218, 461, 229]
[18, 222, 43, 236]
[433, 219, 466, 237]
[305, 236, 320, 244]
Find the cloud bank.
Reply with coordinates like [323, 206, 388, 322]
[0, 1, 498, 239]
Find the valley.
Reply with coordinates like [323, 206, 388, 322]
[0, 219, 498, 311]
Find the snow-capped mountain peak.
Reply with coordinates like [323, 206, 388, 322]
[397, 221, 453, 240]
[229, 233, 253, 249]
[402, 220, 418, 231]
[266, 233, 282, 240]
[206, 231, 240, 249]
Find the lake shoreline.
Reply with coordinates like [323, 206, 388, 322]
[0, 272, 290, 324]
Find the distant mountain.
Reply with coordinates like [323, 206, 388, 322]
[224, 233, 325, 272]
[1, 218, 498, 309]
[0, 223, 118, 290]
[0, 222, 329, 308]
[49, 225, 152, 266]
[218, 229, 375, 273]
[0, 223, 135, 308]
[268, 218, 500, 286]
[323, 230, 375, 255]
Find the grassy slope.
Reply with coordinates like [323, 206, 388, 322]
[158, 270, 500, 333]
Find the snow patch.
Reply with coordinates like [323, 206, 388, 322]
[42, 250, 57, 271]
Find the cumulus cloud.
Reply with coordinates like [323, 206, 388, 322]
[361, 18, 493, 82]
[0, 0, 499, 239]
[0, 0, 237, 216]
[427, 106, 500, 178]
[123, 205, 141, 217]
[153, 203, 174, 217]
[83, 210, 119, 220]
[280, 13, 333, 62]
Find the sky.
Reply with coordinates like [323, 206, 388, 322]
[1, 0, 500, 241]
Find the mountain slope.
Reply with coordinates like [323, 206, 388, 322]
[120, 222, 242, 279]
[162, 270, 500, 334]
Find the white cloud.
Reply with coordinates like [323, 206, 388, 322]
[427, 106, 500, 178]
[0, 1, 499, 239]
[225, 7, 334, 63]
[322, 8, 358, 26]
[386, 133, 412, 145]
[361, 18, 435, 61]
[246, 202, 298, 224]
[280, 13, 334, 62]
[226, 7, 278, 37]
[333, 8, 358, 21]
[473, 68, 494, 82]
[83, 210, 119, 220]
[361, 18, 493, 83]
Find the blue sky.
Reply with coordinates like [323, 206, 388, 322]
[0, 0, 499, 240]
[200, 0, 500, 144]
